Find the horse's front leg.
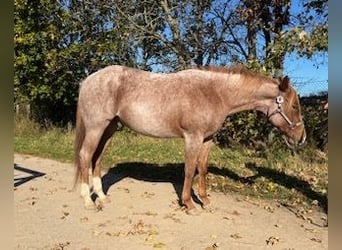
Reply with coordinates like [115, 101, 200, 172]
[182, 134, 203, 212]
[197, 140, 213, 207]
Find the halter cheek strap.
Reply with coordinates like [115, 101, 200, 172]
[268, 95, 303, 129]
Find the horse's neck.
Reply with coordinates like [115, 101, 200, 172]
[219, 76, 279, 116]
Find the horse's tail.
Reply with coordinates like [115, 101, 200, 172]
[73, 104, 85, 189]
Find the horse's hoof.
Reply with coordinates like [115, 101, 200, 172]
[84, 201, 97, 210]
[94, 198, 107, 210]
[184, 207, 201, 216]
[96, 191, 111, 204]
[100, 195, 111, 204]
[202, 203, 216, 213]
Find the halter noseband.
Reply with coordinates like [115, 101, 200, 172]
[268, 95, 303, 129]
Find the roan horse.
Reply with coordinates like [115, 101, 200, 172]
[74, 65, 306, 212]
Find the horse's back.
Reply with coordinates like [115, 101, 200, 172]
[77, 65, 226, 138]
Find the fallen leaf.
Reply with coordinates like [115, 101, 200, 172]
[92, 230, 102, 236]
[304, 227, 317, 233]
[266, 236, 280, 245]
[311, 238, 322, 243]
[210, 234, 217, 239]
[230, 233, 242, 239]
[51, 241, 70, 250]
[80, 217, 88, 222]
[264, 205, 275, 213]
[62, 211, 69, 216]
[232, 210, 241, 216]
[205, 242, 219, 250]
[60, 210, 69, 220]
[153, 242, 166, 248]
[106, 231, 121, 237]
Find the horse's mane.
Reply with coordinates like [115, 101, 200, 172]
[198, 64, 278, 84]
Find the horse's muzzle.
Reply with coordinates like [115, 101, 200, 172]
[283, 129, 307, 149]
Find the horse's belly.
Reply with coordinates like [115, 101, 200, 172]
[118, 106, 181, 138]
[123, 119, 181, 138]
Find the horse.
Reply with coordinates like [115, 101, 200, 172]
[74, 64, 306, 212]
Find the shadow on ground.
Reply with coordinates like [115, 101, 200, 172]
[101, 162, 327, 213]
[14, 163, 46, 187]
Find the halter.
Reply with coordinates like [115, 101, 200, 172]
[268, 95, 303, 129]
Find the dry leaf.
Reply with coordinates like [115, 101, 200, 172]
[153, 242, 166, 248]
[311, 238, 322, 243]
[264, 205, 275, 213]
[232, 210, 241, 216]
[51, 241, 70, 250]
[205, 242, 219, 250]
[80, 217, 88, 222]
[62, 211, 69, 216]
[266, 236, 280, 245]
[230, 233, 242, 239]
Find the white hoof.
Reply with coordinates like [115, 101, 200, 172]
[84, 200, 96, 210]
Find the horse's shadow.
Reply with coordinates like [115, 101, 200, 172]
[103, 162, 184, 206]
[101, 162, 327, 213]
[102, 162, 205, 206]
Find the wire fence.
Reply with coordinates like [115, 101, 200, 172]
[292, 78, 328, 97]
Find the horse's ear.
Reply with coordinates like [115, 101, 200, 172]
[279, 76, 290, 92]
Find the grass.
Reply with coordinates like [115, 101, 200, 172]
[14, 115, 328, 215]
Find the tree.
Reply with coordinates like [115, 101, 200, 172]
[113, 0, 246, 71]
[236, 0, 327, 76]
[14, 0, 128, 125]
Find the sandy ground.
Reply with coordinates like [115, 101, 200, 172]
[14, 154, 328, 250]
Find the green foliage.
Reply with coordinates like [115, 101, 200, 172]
[215, 111, 270, 148]
[14, 0, 130, 125]
[300, 94, 328, 150]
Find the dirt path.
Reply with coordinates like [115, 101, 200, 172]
[14, 154, 327, 250]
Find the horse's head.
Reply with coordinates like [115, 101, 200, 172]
[268, 76, 306, 148]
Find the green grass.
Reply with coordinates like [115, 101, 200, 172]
[14, 115, 328, 214]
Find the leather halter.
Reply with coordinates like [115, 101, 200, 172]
[268, 95, 303, 129]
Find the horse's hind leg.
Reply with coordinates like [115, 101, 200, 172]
[92, 119, 118, 204]
[197, 140, 213, 208]
[79, 124, 110, 209]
